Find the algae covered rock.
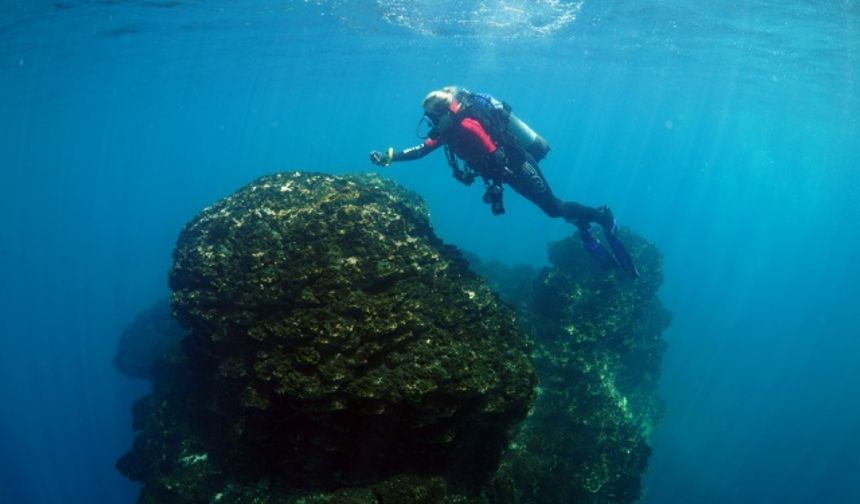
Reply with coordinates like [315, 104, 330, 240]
[117, 170, 671, 504]
[113, 300, 186, 381]
[118, 172, 537, 502]
[473, 230, 670, 504]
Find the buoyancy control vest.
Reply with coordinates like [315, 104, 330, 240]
[455, 89, 551, 162]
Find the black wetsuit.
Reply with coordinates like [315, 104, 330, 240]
[502, 146, 605, 225]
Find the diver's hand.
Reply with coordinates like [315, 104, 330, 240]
[369, 151, 385, 166]
[483, 184, 505, 215]
[370, 149, 393, 167]
[490, 147, 511, 178]
[453, 170, 475, 186]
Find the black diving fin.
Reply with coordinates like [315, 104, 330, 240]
[578, 221, 640, 279]
[603, 225, 640, 278]
[579, 225, 618, 271]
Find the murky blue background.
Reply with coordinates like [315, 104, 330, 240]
[1, 1, 858, 502]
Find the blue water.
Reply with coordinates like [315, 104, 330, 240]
[1, 1, 858, 502]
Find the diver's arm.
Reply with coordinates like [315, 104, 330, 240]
[459, 118, 497, 155]
[370, 138, 441, 166]
[395, 139, 441, 161]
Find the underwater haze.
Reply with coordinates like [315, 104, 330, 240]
[1, 0, 859, 502]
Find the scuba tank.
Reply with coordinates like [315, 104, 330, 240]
[505, 112, 550, 161]
[465, 91, 551, 161]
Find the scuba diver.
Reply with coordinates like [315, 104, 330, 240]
[369, 86, 638, 278]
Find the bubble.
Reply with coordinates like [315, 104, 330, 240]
[374, 0, 583, 38]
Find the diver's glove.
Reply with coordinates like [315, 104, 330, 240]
[483, 184, 505, 215]
[370, 148, 394, 167]
[452, 168, 476, 186]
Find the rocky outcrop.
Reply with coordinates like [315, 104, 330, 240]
[113, 300, 186, 381]
[117, 171, 670, 504]
[117, 172, 538, 502]
[472, 231, 670, 503]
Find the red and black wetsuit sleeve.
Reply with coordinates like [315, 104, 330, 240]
[457, 117, 497, 155]
[392, 138, 442, 162]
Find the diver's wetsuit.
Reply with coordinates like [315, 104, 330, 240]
[392, 112, 606, 226]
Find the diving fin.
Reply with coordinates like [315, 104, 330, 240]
[602, 225, 640, 279]
[579, 225, 617, 271]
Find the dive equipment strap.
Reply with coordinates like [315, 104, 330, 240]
[445, 145, 476, 185]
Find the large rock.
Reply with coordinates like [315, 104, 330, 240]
[472, 231, 670, 504]
[117, 172, 537, 502]
[113, 300, 186, 381]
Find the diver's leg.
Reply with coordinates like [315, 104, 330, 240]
[506, 159, 606, 225]
[559, 201, 611, 227]
[503, 159, 563, 216]
[506, 160, 638, 277]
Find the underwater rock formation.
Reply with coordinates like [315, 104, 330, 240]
[471, 231, 670, 504]
[117, 171, 669, 503]
[114, 300, 186, 381]
[117, 172, 537, 502]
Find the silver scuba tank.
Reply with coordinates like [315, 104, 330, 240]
[474, 92, 551, 161]
[506, 112, 550, 161]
